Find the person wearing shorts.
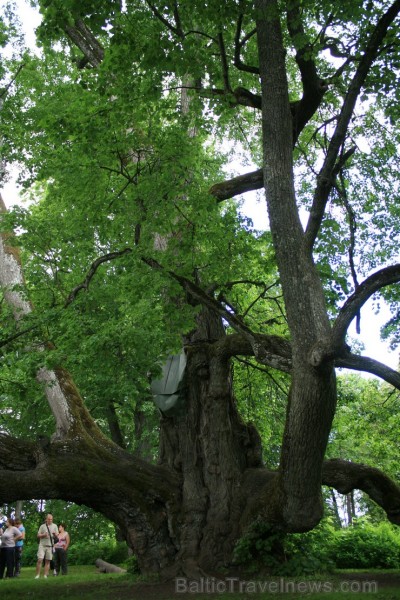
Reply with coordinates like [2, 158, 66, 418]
[35, 514, 58, 579]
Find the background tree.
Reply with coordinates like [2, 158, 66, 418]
[327, 374, 400, 524]
[1, 0, 400, 576]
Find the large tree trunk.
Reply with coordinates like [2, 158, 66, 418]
[158, 306, 263, 575]
[255, 0, 337, 531]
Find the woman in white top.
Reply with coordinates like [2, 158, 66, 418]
[0, 518, 23, 579]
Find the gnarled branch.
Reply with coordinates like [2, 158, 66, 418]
[322, 458, 400, 525]
[335, 352, 400, 390]
[0, 434, 181, 512]
[209, 169, 263, 201]
[286, 0, 328, 141]
[332, 263, 400, 349]
[242, 457, 400, 530]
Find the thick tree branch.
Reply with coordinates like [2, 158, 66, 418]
[64, 19, 105, 67]
[332, 263, 400, 349]
[0, 433, 36, 471]
[206, 124, 353, 204]
[0, 434, 181, 514]
[322, 458, 400, 525]
[64, 248, 132, 307]
[243, 457, 400, 530]
[206, 85, 261, 110]
[208, 148, 355, 202]
[216, 333, 400, 387]
[309, 264, 400, 370]
[286, 0, 328, 141]
[335, 352, 400, 390]
[209, 169, 263, 201]
[214, 332, 292, 372]
[305, 0, 400, 251]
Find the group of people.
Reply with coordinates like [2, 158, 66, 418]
[0, 517, 25, 579]
[0, 513, 70, 579]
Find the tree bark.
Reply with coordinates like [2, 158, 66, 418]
[255, 0, 337, 530]
[157, 306, 264, 575]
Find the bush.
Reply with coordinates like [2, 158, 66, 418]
[124, 554, 140, 575]
[68, 540, 129, 565]
[233, 519, 335, 576]
[329, 519, 400, 569]
[21, 540, 129, 567]
[233, 521, 287, 574]
[20, 543, 38, 567]
[281, 523, 336, 576]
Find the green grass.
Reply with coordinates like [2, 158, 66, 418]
[0, 566, 399, 599]
[0, 565, 132, 599]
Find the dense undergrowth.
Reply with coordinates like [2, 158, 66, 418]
[233, 519, 400, 575]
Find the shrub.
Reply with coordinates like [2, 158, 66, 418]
[20, 543, 39, 567]
[329, 519, 400, 569]
[233, 521, 287, 574]
[21, 540, 128, 567]
[124, 554, 140, 575]
[68, 541, 129, 565]
[233, 519, 335, 576]
[281, 523, 336, 576]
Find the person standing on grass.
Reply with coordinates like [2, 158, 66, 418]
[13, 517, 25, 577]
[53, 523, 70, 576]
[0, 517, 23, 579]
[35, 513, 58, 579]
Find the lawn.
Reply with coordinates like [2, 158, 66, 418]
[1, 566, 399, 599]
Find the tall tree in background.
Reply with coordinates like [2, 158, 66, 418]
[1, 0, 400, 575]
